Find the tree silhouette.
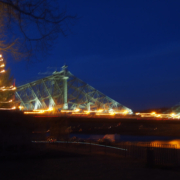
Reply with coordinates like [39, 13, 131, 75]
[0, 0, 76, 62]
[0, 54, 16, 108]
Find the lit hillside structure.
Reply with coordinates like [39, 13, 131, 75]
[15, 66, 132, 114]
[164, 103, 180, 114]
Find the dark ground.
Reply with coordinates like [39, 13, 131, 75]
[1, 111, 180, 180]
[0, 149, 180, 180]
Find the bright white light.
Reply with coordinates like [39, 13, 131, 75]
[109, 112, 115, 115]
[48, 107, 53, 111]
[171, 113, 175, 116]
[0, 70, 5, 73]
[97, 109, 103, 113]
[74, 108, 80, 112]
[128, 109, 133, 115]
[19, 106, 24, 110]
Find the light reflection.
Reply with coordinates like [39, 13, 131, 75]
[137, 140, 180, 149]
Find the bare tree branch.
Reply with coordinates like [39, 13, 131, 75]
[0, 0, 76, 62]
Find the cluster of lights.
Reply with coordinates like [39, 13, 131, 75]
[135, 112, 180, 119]
[0, 99, 13, 103]
[0, 55, 5, 73]
[0, 63, 5, 67]
[0, 85, 16, 91]
[23, 107, 132, 116]
[0, 106, 16, 110]
[24, 107, 54, 114]
[0, 54, 16, 110]
[18, 106, 24, 110]
[61, 108, 130, 116]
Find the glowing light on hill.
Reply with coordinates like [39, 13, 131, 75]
[97, 109, 104, 113]
[74, 108, 80, 112]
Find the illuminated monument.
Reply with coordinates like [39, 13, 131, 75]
[15, 65, 132, 114]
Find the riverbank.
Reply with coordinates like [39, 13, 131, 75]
[69, 119, 180, 137]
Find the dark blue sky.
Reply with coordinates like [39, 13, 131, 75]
[7, 0, 180, 111]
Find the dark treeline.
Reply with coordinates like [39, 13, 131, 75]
[0, 111, 68, 152]
[139, 107, 170, 113]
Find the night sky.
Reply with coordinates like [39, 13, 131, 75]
[7, 0, 180, 111]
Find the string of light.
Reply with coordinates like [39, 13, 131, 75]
[0, 86, 16, 91]
[0, 54, 16, 110]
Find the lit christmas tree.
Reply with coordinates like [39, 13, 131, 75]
[0, 54, 16, 110]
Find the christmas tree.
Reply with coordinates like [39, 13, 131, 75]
[0, 54, 16, 110]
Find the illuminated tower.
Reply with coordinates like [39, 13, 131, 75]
[62, 65, 69, 110]
[0, 54, 16, 110]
